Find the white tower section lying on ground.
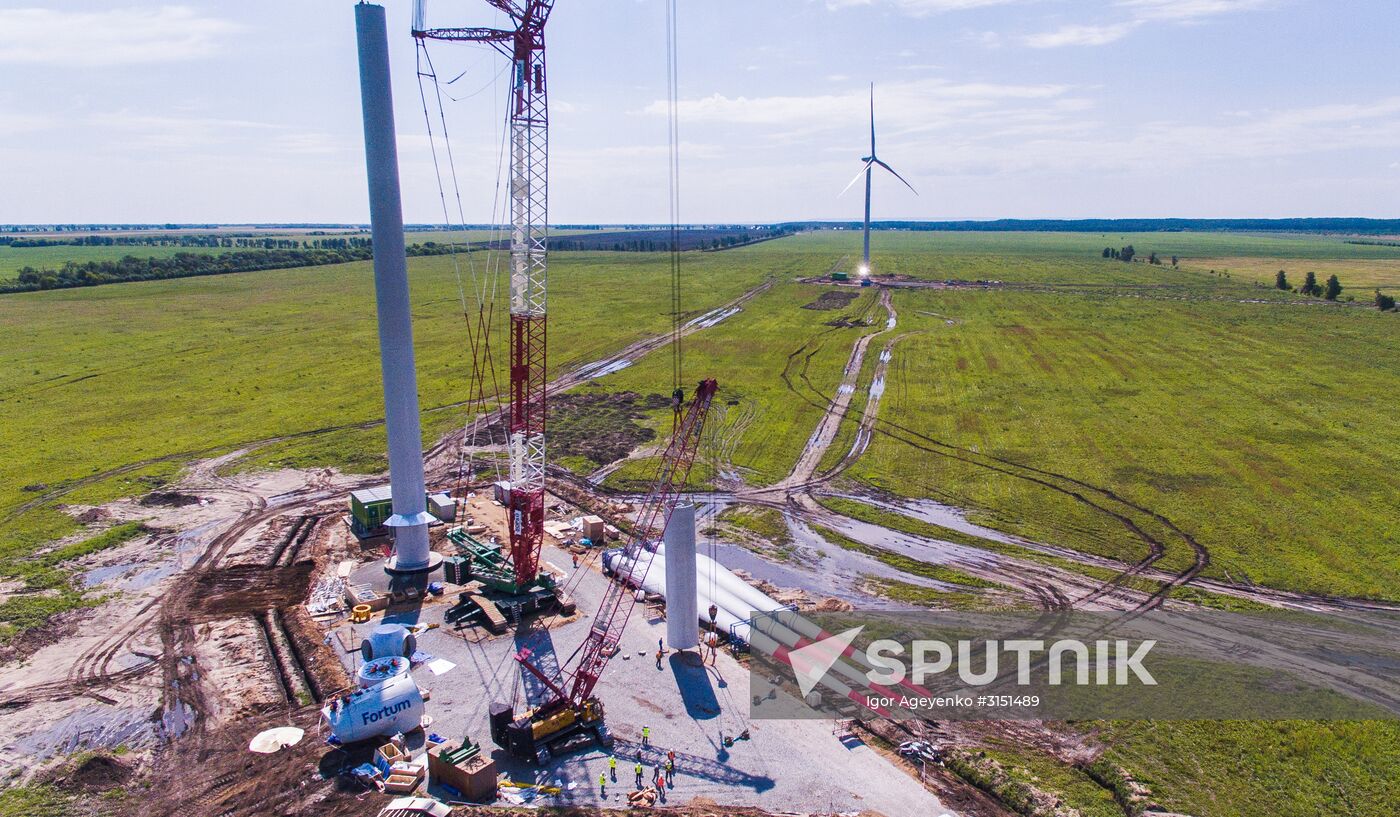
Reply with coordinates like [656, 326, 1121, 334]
[663, 502, 699, 650]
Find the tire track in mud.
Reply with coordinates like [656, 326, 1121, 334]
[743, 284, 1205, 613]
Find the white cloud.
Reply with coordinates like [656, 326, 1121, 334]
[964, 30, 1005, 48]
[1020, 0, 1270, 48]
[902, 97, 1400, 177]
[822, 0, 1022, 15]
[89, 111, 337, 155]
[1022, 22, 1141, 48]
[0, 112, 54, 137]
[642, 78, 1073, 134]
[1118, 0, 1274, 21]
[0, 6, 243, 67]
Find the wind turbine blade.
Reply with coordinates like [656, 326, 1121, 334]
[873, 158, 917, 195]
[839, 159, 875, 197]
[869, 82, 876, 156]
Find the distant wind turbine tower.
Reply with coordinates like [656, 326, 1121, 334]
[841, 83, 916, 279]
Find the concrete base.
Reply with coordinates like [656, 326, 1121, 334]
[384, 551, 443, 596]
[385, 550, 445, 576]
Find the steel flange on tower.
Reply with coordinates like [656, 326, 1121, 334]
[415, 1, 553, 592]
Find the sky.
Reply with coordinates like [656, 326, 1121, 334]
[0, 0, 1397, 224]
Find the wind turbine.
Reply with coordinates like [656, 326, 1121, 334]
[840, 83, 917, 279]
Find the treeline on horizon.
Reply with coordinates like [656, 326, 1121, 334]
[0, 227, 787, 293]
[0, 235, 369, 250]
[779, 218, 1400, 234]
[1, 248, 379, 293]
[8, 217, 1400, 234]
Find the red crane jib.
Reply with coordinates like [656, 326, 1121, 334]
[522, 379, 719, 713]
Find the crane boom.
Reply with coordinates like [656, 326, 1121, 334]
[416, 0, 554, 590]
[527, 379, 719, 712]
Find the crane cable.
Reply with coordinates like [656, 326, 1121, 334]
[664, 0, 718, 651]
[415, 37, 515, 491]
[666, 0, 684, 430]
[414, 27, 527, 726]
[517, 1, 694, 698]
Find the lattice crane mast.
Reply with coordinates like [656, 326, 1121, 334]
[492, 379, 719, 761]
[414, 0, 553, 592]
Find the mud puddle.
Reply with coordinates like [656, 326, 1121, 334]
[574, 357, 633, 380]
[690, 305, 740, 329]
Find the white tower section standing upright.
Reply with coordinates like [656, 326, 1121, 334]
[663, 502, 699, 650]
[355, 2, 436, 580]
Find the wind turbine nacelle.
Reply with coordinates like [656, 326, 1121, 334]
[322, 671, 426, 744]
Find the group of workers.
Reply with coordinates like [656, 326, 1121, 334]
[596, 733, 678, 799]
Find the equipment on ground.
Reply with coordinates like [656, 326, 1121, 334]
[361, 623, 417, 661]
[358, 655, 411, 688]
[491, 380, 719, 762]
[248, 726, 305, 754]
[446, 527, 555, 594]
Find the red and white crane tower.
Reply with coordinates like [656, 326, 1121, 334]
[415, 0, 715, 760]
[414, 0, 553, 592]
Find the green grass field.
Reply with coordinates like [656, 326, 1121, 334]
[0, 244, 237, 276]
[752, 229, 1400, 294]
[3, 229, 1399, 816]
[841, 286, 1400, 599]
[593, 280, 883, 489]
[0, 248, 771, 634]
[6, 230, 1396, 602]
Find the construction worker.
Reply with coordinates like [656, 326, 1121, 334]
[599, 772, 607, 798]
[609, 755, 616, 781]
[634, 761, 643, 788]
[655, 649, 663, 669]
[658, 636, 664, 653]
[642, 725, 650, 746]
[665, 757, 675, 785]
[654, 763, 664, 788]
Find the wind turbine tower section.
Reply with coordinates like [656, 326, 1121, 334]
[354, 2, 439, 586]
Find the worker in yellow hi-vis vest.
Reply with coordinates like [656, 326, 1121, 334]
[634, 761, 643, 788]
[609, 755, 617, 781]
[598, 772, 607, 797]
[642, 725, 651, 746]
